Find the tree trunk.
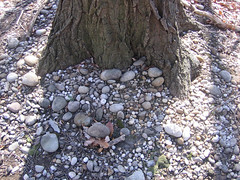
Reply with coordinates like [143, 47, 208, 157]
[38, 0, 200, 97]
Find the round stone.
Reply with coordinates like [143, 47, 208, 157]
[120, 128, 130, 136]
[7, 73, 18, 82]
[79, 68, 88, 75]
[87, 160, 94, 171]
[164, 123, 182, 137]
[52, 97, 67, 112]
[36, 29, 46, 36]
[142, 102, 151, 110]
[24, 55, 38, 66]
[71, 157, 77, 166]
[62, 112, 73, 121]
[22, 72, 39, 86]
[87, 122, 110, 138]
[148, 67, 162, 77]
[7, 102, 21, 113]
[176, 137, 184, 145]
[39, 98, 50, 108]
[8, 142, 19, 151]
[109, 104, 124, 113]
[100, 69, 122, 81]
[8, 37, 19, 48]
[152, 77, 164, 87]
[25, 115, 37, 126]
[78, 86, 89, 94]
[102, 86, 110, 94]
[219, 70, 231, 82]
[67, 101, 80, 112]
[74, 113, 92, 127]
[120, 71, 135, 82]
[95, 108, 103, 121]
[35, 165, 44, 173]
[68, 171, 76, 178]
[40, 133, 59, 153]
[208, 85, 222, 97]
[127, 169, 145, 180]
[182, 126, 191, 141]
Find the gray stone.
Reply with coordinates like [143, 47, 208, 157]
[219, 70, 231, 82]
[235, 163, 240, 171]
[71, 157, 78, 166]
[133, 57, 146, 66]
[109, 104, 124, 113]
[87, 122, 110, 138]
[36, 29, 46, 36]
[142, 102, 151, 110]
[40, 133, 59, 153]
[120, 128, 130, 136]
[120, 71, 135, 82]
[117, 111, 125, 119]
[147, 160, 155, 167]
[102, 86, 110, 94]
[126, 169, 145, 180]
[208, 85, 222, 96]
[95, 108, 103, 121]
[148, 67, 162, 78]
[78, 86, 89, 94]
[234, 146, 239, 155]
[118, 165, 125, 173]
[8, 37, 19, 48]
[68, 171, 76, 178]
[55, 83, 65, 91]
[52, 97, 67, 112]
[164, 123, 182, 137]
[48, 84, 56, 92]
[67, 101, 80, 112]
[62, 112, 72, 121]
[24, 55, 38, 66]
[7, 102, 21, 113]
[39, 98, 50, 108]
[79, 68, 88, 75]
[35, 165, 44, 173]
[87, 160, 94, 172]
[25, 115, 37, 126]
[22, 72, 39, 86]
[100, 69, 122, 81]
[74, 113, 92, 127]
[182, 126, 191, 141]
[49, 120, 60, 133]
[7, 73, 18, 82]
[152, 77, 164, 87]
[8, 142, 19, 151]
[20, 146, 30, 154]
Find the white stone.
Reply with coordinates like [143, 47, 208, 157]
[68, 171, 76, 178]
[83, 157, 89, 163]
[36, 29, 46, 36]
[49, 119, 60, 133]
[182, 126, 191, 141]
[120, 71, 135, 82]
[100, 69, 122, 81]
[109, 104, 124, 113]
[35, 165, 44, 173]
[71, 157, 77, 166]
[8, 37, 19, 48]
[164, 123, 182, 137]
[142, 102, 151, 110]
[7, 73, 18, 82]
[24, 55, 38, 66]
[148, 67, 162, 77]
[22, 72, 39, 86]
[78, 86, 89, 93]
[8, 142, 19, 151]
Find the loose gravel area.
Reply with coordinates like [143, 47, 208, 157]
[0, 0, 240, 180]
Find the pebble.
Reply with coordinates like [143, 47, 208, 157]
[79, 68, 88, 75]
[142, 102, 151, 110]
[182, 126, 191, 141]
[219, 70, 231, 82]
[35, 165, 44, 173]
[24, 55, 38, 66]
[120, 71, 135, 82]
[36, 29, 47, 36]
[126, 169, 145, 180]
[8, 142, 19, 151]
[95, 108, 103, 121]
[102, 86, 110, 93]
[7, 72, 18, 82]
[83, 157, 89, 163]
[118, 165, 125, 173]
[67, 101, 80, 112]
[100, 69, 122, 80]
[74, 112, 92, 127]
[52, 96, 67, 112]
[148, 67, 162, 77]
[87, 122, 110, 138]
[22, 72, 39, 86]
[152, 77, 164, 87]
[164, 123, 182, 137]
[78, 86, 89, 94]
[7, 102, 21, 113]
[62, 112, 73, 121]
[208, 85, 222, 96]
[133, 57, 146, 66]
[234, 163, 240, 171]
[109, 104, 124, 113]
[68, 171, 76, 179]
[176, 137, 184, 145]
[87, 160, 94, 171]
[8, 37, 19, 48]
[25, 115, 37, 126]
[117, 111, 125, 119]
[120, 128, 130, 136]
[40, 132, 59, 153]
[20, 146, 30, 154]
[71, 157, 77, 166]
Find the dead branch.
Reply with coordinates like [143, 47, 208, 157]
[181, 0, 240, 32]
[109, 135, 125, 146]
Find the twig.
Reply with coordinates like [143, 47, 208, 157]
[16, 10, 24, 25]
[109, 135, 125, 146]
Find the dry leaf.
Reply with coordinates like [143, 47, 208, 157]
[106, 122, 114, 137]
[84, 138, 95, 146]
[94, 139, 109, 149]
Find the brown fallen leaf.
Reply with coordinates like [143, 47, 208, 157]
[84, 138, 95, 147]
[106, 122, 114, 137]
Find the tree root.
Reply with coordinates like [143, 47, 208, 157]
[181, 0, 240, 32]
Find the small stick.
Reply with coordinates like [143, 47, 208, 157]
[16, 10, 24, 25]
[109, 135, 125, 146]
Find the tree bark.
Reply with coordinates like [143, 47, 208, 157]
[38, 0, 200, 97]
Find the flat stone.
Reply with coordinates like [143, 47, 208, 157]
[109, 104, 124, 113]
[68, 171, 76, 178]
[95, 108, 103, 121]
[182, 126, 191, 141]
[152, 77, 164, 87]
[78, 86, 89, 94]
[22, 72, 39, 86]
[25, 115, 37, 126]
[219, 70, 231, 82]
[142, 102, 151, 110]
[208, 85, 222, 96]
[118, 165, 125, 173]
[52, 97, 67, 112]
[126, 169, 145, 180]
[24, 55, 38, 66]
[8, 142, 19, 151]
[117, 111, 125, 119]
[62, 112, 72, 121]
[38, 98, 50, 108]
[36, 29, 46, 36]
[74, 112, 92, 127]
[120, 128, 130, 136]
[87, 122, 110, 138]
[79, 68, 88, 75]
[133, 57, 146, 66]
[7, 73, 18, 82]
[35, 165, 44, 173]
[102, 86, 110, 94]
[8, 37, 19, 48]
[7, 102, 21, 113]
[100, 69, 122, 81]
[40, 133, 59, 153]
[87, 160, 94, 171]
[148, 67, 162, 78]
[120, 71, 135, 82]
[67, 101, 80, 112]
[164, 123, 182, 137]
